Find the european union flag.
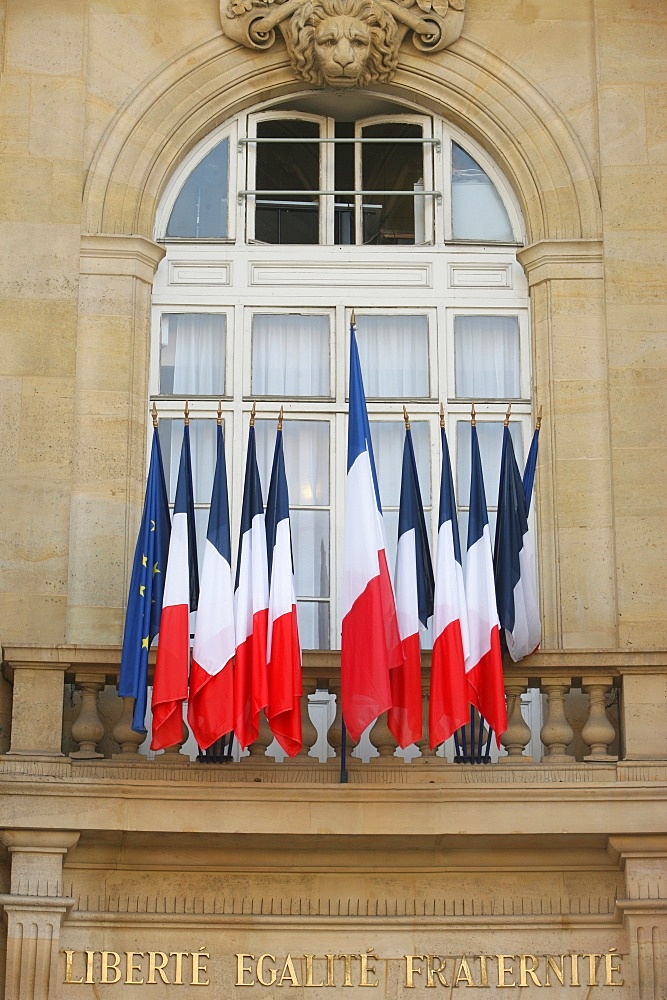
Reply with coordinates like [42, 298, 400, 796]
[119, 426, 171, 733]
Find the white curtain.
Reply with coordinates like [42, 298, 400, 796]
[169, 314, 226, 396]
[355, 314, 429, 397]
[455, 315, 520, 399]
[451, 143, 514, 242]
[252, 314, 329, 397]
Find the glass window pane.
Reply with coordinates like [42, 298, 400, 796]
[355, 314, 429, 398]
[254, 420, 330, 506]
[370, 420, 430, 510]
[454, 315, 520, 399]
[451, 142, 514, 242]
[159, 418, 218, 505]
[291, 510, 330, 598]
[297, 600, 330, 651]
[166, 138, 229, 238]
[252, 314, 329, 397]
[456, 420, 523, 509]
[160, 314, 226, 396]
[255, 120, 320, 245]
[361, 123, 425, 245]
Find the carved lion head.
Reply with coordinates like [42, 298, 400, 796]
[284, 0, 399, 88]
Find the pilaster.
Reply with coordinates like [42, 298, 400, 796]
[0, 831, 80, 1000]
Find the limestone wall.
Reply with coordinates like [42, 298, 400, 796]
[0, 0, 664, 651]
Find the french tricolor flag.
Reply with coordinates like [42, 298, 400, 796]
[464, 417, 507, 744]
[389, 416, 434, 748]
[233, 413, 269, 750]
[265, 416, 303, 758]
[429, 419, 470, 748]
[151, 421, 199, 751]
[188, 420, 235, 750]
[341, 324, 403, 744]
[494, 421, 541, 662]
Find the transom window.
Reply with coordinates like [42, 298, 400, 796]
[152, 96, 531, 651]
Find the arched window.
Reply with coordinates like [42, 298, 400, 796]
[152, 96, 531, 651]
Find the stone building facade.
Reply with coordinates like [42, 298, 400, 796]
[0, 1, 665, 997]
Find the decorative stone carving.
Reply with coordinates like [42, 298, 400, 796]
[221, 0, 465, 87]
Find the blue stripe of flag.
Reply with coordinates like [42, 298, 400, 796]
[347, 326, 382, 513]
[438, 424, 462, 565]
[206, 423, 231, 563]
[265, 427, 292, 581]
[235, 422, 264, 589]
[467, 423, 489, 550]
[494, 424, 529, 634]
[398, 426, 434, 629]
[522, 427, 540, 514]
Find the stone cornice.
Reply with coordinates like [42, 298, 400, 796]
[517, 239, 604, 286]
[80, 233, 165, 284]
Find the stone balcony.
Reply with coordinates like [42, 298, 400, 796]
[1, 645, 665, 843]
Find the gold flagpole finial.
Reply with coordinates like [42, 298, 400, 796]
[439, 402, 445, 429]
[504, 403, 512, 427]
[249, 401, 256, 427]
[151, 401, 158, 428]
[184, 400, 190, 426]
[403, 404, 410, 429]
[536, 404, 543, 430]
[278, 405, 284, 431]
[351, 308, 356, 328]
[471, 402, 476, 427]
[217, 401, 222, 426]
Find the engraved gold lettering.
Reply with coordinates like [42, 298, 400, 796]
[237, 954, 255, 986]
[519, 954, 541, 987]
[479, 956, 490, 987]
[278, 954, 300, 987]
[101, 951, 121, 985]
[65, 950, 83, 983]
[192, 947, 210, 986]
[171, 951, 188, 985]
[325, 954, 336, 987]
[148, 951, 170, 985]
[257, 954, 277, 986]
[405, 955, 424, 988]
[582, 953, 601, 987]
[305, 954, 324, 987]
[496, 955, 516, 988]
[85, 951, 95, 985]
[426, 956, 448, 987]
[64, 950, 83, 984]
[125, 951, 144, 985]
[360, 950, 378, 987]
[570, 955, 580, 987]
[339, 954, 354, 987]
[545, 955, 565, 986]
[604, 949, 623, 987]
[454, 957, 477, 987]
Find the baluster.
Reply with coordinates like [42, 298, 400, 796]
[368, 713, 397, 758]
[296, 683, 319, 760]
[582, 675, 618, 761]
[500, 678, 533, 761]
[415, 672, 430, 759]
[539, 677, 575, 762]
[112, 696, 145, 757]
[327, 682, 344, 758]
[70, 673, 105, 759]
[247, 711, 272, 758]
[161, 716, 190, 760]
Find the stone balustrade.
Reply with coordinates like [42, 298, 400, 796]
[2, 646, 666, 767]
